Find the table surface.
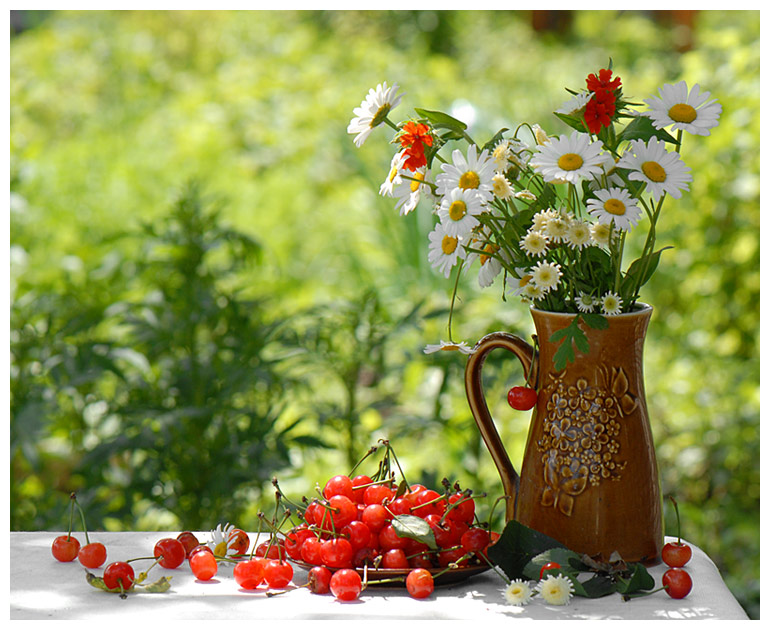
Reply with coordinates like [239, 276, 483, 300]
[10, 531, 748, 620]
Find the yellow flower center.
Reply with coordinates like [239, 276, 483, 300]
[370, 104, 391, 128]
[603, 198, 627, 216]
[410, 171, 425, 193]
[458, 171, 480, 190]
[441, 344, 460, 352]
[641, 160, 667, 183]
[441, 235, 458, 255]
[480, 244, 499, 266]
[668, 103, 697, 123]
[213, 541, 228, 556]
[388, 166, 399, 183]
[448, 200, 467, 221]
[557, 153, 584, 171]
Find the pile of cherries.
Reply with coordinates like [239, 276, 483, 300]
[660, 497, 694, 599]
[278, 470, 496, 601]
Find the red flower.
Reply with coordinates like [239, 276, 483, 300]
[583, 89, 617, 135]
[399, 122, 433, 171]
[586, 68, 621, 94]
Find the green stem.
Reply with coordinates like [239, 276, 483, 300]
[72, 496, 90, 545]
[447, 258, 466, 341]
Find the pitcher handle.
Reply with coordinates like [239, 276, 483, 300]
[464, 332, 537, 520]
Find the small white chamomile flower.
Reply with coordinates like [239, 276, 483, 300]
[428, 222, 467, 278]
[347, 81, 403, 147]
[492, 173, 514, 200]
[423, 340, 474, 355]
[644, 80, 721, 137]
[587, 187, 643, 231]
[531, 261, 563, 293]
[601, 291, 623, 315]
[503, 579, 534, 605]
[616, 138, 692, 203]
[537, 574, 575, 606]
[437, 187, 485, 238]
[565, 220, 593, 250]
[519, 230, 549, 257]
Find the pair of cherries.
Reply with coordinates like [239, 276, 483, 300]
[660, 497, 693, 599]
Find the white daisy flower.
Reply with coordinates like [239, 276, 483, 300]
[520, 282, 547, 302]
[428, 222, 467, 278]
[530, 131, 605, 185]
[347, 81, 403, 147]
[531, 261, 562, 293]
[587, 187, 643, 231]
[644, 80, 722, 137]
[392, 167, 427, 216]
[543, 213, 572, 244]
[491, 139, 512, 171]
[379, 150, 407, 197]
[492, 173, 514, 200]
[531, 208, 559, 233]
[601, 291, 623, 315]
[590, 222, 611, 248]
[437, 186, 485, 238]
[503, 579, 533, 605]
[477, 243, 502, 288]
[519, 230, 549, 257]
[555, 91, 592, 116]
[537, 574, 574, 606]
[436, 145, 496, 202]
[566, 220, 593, 250]
[208, 522, 238, 558]
[575, 291, 598, 313]
[423, 340, 474, 355]
[508, 268, 535, 297]
[616, 138, 692, 202]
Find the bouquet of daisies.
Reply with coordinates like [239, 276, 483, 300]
[347, 69, 720, 352]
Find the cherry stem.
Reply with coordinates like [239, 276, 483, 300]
[72, 495, 91, 545]
[349, 444, 380, 477]
[669, 495, 682, 544]
[66, 492, 76, 540]
[385, 443, 410, 490]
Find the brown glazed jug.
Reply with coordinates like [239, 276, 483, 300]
[465, 304, 663, 564]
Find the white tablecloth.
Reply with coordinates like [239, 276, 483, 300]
[10, 531, 748, 620]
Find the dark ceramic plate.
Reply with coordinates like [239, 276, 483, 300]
[290, 560, 490, 588]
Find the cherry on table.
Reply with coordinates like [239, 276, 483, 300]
[406, 568, 434, 599]
[662, 541, 693, 568]
[329, 568, 362, 601]
[78, 542, 107, 569]
[307, 565, 332, 594]
[234, 558, 265, 589]
[176, 531, 200, 558]
[263, 559, 293, 589]
[153, 537, 186, 569]
[190, 549, 219, 581]
[662, 567, 693, 599]
[103, 561, 135, 591]
[52, 535, 81, 562]
[227, 528, 250, 556]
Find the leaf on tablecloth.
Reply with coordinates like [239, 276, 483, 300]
[487, 520, 567, 580]
[138, 576, 172, 593]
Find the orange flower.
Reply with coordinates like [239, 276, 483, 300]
[398, 122, 433, 171]
[586, 68, 621, 94]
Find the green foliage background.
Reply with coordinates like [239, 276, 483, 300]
[10, 10, 759, 617]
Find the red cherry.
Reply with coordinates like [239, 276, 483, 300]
[508, 386, 538, 410]
[300, 536, 324, 565]
[446, 492, 475, 524]
[153, 537, 186, 569]
[263, 559, 293, 589]
[351, 475, 374, 504]
[190, 549, 219, 581]
[320, 537, 354, 569]
[437, 547, 468, 567]
[234, 558, 265, 589]
[78, 542, 107, 569]
[662, 541, 692, 568]
[378, 523, 408, 550]
[340, 520, 371, 552]
[411, 489, 446, 519]
[103, 561, 135, 591]
[361, 503, 390, 533]
[460, 527, 490, 553]
[256, 539, 286, 560]
[382, 548, 409, 569]
[227, 528, 250, 556]
[308, 565, 333, 594]
[52, 535, 81, 562]
[176, 531, 200, 558]
[539, 561, 562, 579]
[406, 568, 435, 599]
[285, 526, 315, 560]
[386, 496, 412, 516]
[363, 483, 394, 506]
[323, 475, 355, 501]
[188, 544, 214, 560]
[329, 494, 358, 529]
[662, 567, 693, 599]
[329, 568, 362, 601]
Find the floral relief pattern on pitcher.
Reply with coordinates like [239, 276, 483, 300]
[535, 366, 637, 516]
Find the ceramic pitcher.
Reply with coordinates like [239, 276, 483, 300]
[465, 304, 663, 564]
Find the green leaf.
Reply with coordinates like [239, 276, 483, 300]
[581, 313, 609, 330]
[85, 570, 111, 592]
[414, 108, 467, 132]
[621, 246, 673, 295]
[138, 576, 173, 593]
[553, 111, 587, 134]
[486, 520, 566, 580]
[522, 547, 586, 580]
[616, 115, 679, 146]
[615, 563, 655, 594]
[391, 514, 438, 549]
[482, 127, 510, 153]
[552, 337, 575, 371]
